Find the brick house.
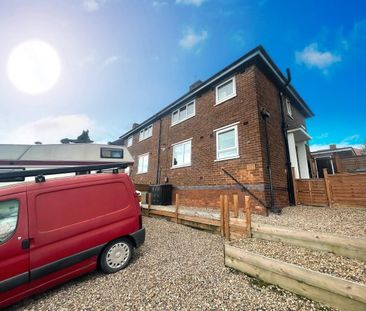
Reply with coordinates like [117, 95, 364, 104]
[116, 46, 314, 214]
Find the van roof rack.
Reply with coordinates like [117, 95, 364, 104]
[0, 163, 128, 183]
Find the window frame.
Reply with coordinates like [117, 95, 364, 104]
[286, 97, 293, 118]
[214, 123, 240, 161]
[100, 147, 124, 159]
[127, 135, 133, 147]
[139, 124, 153, 141]
[215, 77, 237, 105]
[171, 138, 192, 169]
[171, 100, 196, 126]
[137, 153, 149, 174]
[0, 199, 20, 244]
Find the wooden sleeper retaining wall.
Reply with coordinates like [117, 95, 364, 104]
[225, 244, 366, 311]
[252, 223, 366, 262]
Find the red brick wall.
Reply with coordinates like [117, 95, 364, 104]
[286, 98, 307, 130]
[126, 120, 160, 185]
[255, 68, 290, 207]
[172, 188, 268, 215]
[125, 64, 308, 212]
[158, 66, 265, 188]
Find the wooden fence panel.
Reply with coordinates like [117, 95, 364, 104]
[329, 173, 366, 207]
[296, 179, 328, 206]
[339, 154, 366, 173]
[295, 172, 366, 207]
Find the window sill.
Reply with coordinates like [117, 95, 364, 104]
[214, 155, 240, 162]
[136, 171, 148, 175]
[171, 114, 196, 127]
[215, 93, 237, 106]
[138, 136, 152, 142]
[171, 164, 191, 169]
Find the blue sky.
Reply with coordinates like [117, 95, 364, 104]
[0, 0, 365, 150]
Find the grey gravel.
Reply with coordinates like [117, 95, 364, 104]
[9, 217, 336, 311]
[232, 238, 366, 284]
[252, 205, 366, 237]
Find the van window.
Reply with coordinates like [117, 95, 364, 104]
[0, 199, 19, 243]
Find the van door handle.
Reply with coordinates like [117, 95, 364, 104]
[21, 239, 30, 249]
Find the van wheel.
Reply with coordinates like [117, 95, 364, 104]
[99, 238, 133, 273]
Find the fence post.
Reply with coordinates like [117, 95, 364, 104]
[308, 180, 313, 205]
[245, 196, 252, 237]
[220, 195, 224, 237]
[175, 193, 180, 223]
[147, 193, 152, 216]
[233, 194, 239, 218]
[291, 167, 299, 206]
[224, 195, 230, 240]
[323, 168, 333, 208]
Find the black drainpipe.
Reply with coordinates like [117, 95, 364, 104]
[155, 118, 162, 184]
[260, 108, 281, 214]
[279, 68, 295, 205]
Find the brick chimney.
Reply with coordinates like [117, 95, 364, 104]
[189, 80, 203, 91]
[132, 123, 139, 129]
[329, 144, 337, 150]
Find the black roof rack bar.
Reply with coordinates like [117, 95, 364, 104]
[0, 163, 128, 180]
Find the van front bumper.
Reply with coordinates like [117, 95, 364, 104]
[130, 228, 145, 248]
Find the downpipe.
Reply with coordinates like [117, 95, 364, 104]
[279, 68, 295, 205]
[155, 118, 162, 184]
[260, 108, 281, 215]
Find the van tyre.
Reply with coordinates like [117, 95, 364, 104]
[99, 238, 133, 273]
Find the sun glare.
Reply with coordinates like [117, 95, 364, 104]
[7, 40, 61, 95]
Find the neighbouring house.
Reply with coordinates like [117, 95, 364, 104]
[115, 46, 314, 214]
[311, 144, 363, 177]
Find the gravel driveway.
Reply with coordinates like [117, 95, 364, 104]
[144, 204, 366, 237]
[10, 217, 334, 311]
[252, 205, 366, 237]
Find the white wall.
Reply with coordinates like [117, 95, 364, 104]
[297, 141, 310, 178]
[287, 132, 299, 178]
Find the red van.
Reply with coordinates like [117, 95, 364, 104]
[0, 166, 145, 308]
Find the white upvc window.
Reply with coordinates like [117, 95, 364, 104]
[215, 123, 239, 161]
[137, 153, 149, 173]
[286, 97, 293, 118]
[139, 124, 153, 141]
[172, 139, 192, 168]
[215, 77, 236, 105]
[127, 136, 133, 147]
[171, 100, 195, 126]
